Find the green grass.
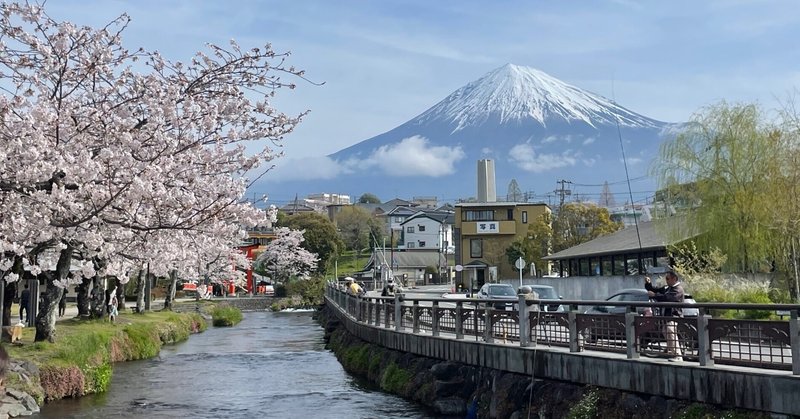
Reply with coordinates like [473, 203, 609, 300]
[4, 310, 207, 403]
[211, 305, 243, 327]
[336, 250, 370, 276]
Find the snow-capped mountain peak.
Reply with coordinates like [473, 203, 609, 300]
[417, 63, 663, 132]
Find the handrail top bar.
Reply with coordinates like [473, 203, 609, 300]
[342, 290, 800, 311]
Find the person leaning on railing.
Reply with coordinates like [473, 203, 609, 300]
[645, 271, 685, 362]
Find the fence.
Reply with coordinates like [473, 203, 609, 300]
[327, 282, 800, 374]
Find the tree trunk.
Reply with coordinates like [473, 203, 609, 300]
[35, 246, 72, 342]
[76, 276, 92, 317]
[136, 269, 146, 313]
[114, 277, 125, 311]
[90, 279, 106, 319]
[163, 270, 178, 310]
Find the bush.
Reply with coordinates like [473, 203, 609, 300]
[212, 305, 243, 326]
[380, 362, 412, 394]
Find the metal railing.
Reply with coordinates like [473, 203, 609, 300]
[326, 283, 800, 374]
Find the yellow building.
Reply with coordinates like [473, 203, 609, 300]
[454, 202, 550, 292]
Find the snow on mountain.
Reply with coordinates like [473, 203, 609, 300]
[263, 64, 679, 203]
[415, 64, 663, 132]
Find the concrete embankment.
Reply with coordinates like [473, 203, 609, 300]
[317, 304, 766, 419]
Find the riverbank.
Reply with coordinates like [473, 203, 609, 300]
[3, 309, 207, 416]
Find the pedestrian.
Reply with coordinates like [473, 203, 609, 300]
[381, 279, 396, 297]
[346, 278, 362, 296]
[58, 288, 68, 318]
[108, 288, 119, 323]
[19, 284, 30, 324]
[645, 271, 685, 362]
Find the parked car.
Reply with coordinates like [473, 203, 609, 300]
[530, 285, 564, 312]
[583, 288, 698, 343]
[584, 289, 654, 317]
[477, 283, 518, 310]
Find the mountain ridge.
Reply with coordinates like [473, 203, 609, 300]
[266, 64, 679, 204]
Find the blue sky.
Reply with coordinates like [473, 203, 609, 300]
[46, 0, 800, 174]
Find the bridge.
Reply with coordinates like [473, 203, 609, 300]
[324, 283, 800, 416]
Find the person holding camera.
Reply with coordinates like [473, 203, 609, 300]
[645, 271, 685, 362]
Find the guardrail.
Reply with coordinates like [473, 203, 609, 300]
[326, 283, 800, 374]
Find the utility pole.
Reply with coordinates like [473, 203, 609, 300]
[554, 179, 572, 209]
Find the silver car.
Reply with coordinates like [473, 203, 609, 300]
[530, 285, 564, 312]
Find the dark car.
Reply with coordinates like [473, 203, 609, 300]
[583, 288, 698, 344]
[477, 283, 518, 310]
[530, 285, 564, 312]
[585, 288, 698, 317]
[584, 289, 654, 317]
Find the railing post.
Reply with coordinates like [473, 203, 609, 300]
[355, 296, 362, 321]
[374, 300, 381, 326]
[625, 307, 639, 359]
[791, 310, 800, 375]
[385, 300, 391, 328]
[394, 293, 403, 332]
[697, 308, 714, 366]
[569, 304, 580, 353]
[519, 295, 531, 347]
[455, 302, 464, 340]
[366, 299, 373, 325]
[412, 300, 420, 333]
[432, 301, 440, 337]
[484, 306, 493, 343]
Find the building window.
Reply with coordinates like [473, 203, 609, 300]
[418, 225, 426, 232]
[406, 226, 414, 233]
[507, 209, 514, 220]
[470, 239, 483, 258]
[419, 241, 426, 247]
[463, 210, 494, 221]
[407, 242, 415, 249]
[522, 211, 528, 224]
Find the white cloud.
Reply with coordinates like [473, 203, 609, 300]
[582, 158, 597, 167]
[481, 147, 493, 155]
[582, 137, 596, 145]
[267, 136, 465, 180]
[622, 157, 643, 165]
[348, 135, 465, 177]
[264, 155, 348, 181]
[541, 135, 572, 144]
[508, 143, 577, 173]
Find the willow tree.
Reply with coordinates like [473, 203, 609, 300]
[768, 99, 800, 300]
[654, 102, 778, 273]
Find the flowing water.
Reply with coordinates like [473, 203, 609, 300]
[34, 311, 435, 419]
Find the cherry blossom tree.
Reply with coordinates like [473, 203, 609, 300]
[256, 227, 318, 283]
[0, 2, 307, 341]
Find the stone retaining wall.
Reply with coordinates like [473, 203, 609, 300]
[322, 297, 799, 417]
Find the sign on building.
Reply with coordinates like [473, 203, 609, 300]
[476, 221, 500, 234]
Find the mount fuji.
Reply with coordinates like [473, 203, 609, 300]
[264, 64, 679, 204]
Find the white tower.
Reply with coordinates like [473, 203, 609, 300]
[477, 159, 496, 203]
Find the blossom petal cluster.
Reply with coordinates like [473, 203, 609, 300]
[0, 3, 306, 286]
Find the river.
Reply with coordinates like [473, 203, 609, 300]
[34, 311, 435, 419]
